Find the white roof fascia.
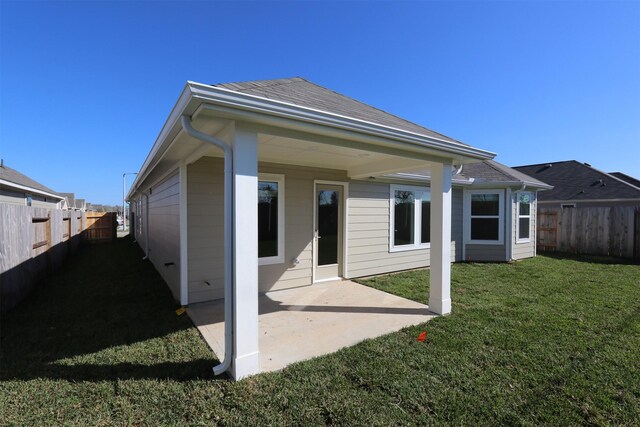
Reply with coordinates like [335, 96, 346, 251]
[468, 180, 553, 190]
[188, 82, 496, 161]
[0, 178, 64, 200]
[385, 172, 474, 186]
[128, 81, 497, 199]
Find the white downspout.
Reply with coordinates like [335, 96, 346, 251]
[180, 115, 234, 376]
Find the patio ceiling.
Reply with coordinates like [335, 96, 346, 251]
[136, 112, 441, 192]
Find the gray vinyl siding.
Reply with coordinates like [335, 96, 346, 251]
[451, 189, 463, 261]
[258, 162, 347, 292]
[187, 157, 224, 303]
[147, 170, 181, 299]
[0, 187, 60, 208]
[346, 182, 462, 279]
[186, 158, 348, 300]
[465, 244, 506, 261]
[512, 191, 536, 260]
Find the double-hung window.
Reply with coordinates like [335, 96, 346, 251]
[516, 192, 532, 243]
[390, 185, 430, 252]
[465, 190, 504, 244]
[258, 174, 285, 265]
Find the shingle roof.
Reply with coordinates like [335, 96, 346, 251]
[459, 160, 551, 188]
[609, 172, 640, 189]
[513, 161, 640, 201]
[60, 192, 76, 205]
[0, 163, 62, 198]
[213, 77, 461, 144]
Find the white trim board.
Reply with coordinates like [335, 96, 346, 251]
[258, 173, 286, 266]
[312, 180, 349, 283]
[463, 189, 505, 246]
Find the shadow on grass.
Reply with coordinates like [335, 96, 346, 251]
[538, 251, 640, 265]
[1, 236, 220, 382]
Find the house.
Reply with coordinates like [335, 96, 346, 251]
[0, 160, 65, 208]
[513, 161, 640, 208]
[127, 77, 549, 379]
[609, 172, 640, 189]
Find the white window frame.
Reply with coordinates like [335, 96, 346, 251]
[516, 191, 532, 244]
[258, 173, 285, 266]
[389, 184, 431, 252]
[464, 189, 504, 245]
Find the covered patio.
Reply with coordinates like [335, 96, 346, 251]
[127, 79, 495, 380]
[188, 280, 435, 373]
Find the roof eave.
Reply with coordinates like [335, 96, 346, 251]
[128, 81, 497, 199]
[0, 178, 64, 200]
[469, 180, 553, 190]
[187, 81, 496, 162]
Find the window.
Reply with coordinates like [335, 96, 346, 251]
[26, 194, 32, 207]
[258, 174, 285, 265]
[464, 190, 504, 244]
[390, 185, 430, 251]
[516, 192, 532, 242]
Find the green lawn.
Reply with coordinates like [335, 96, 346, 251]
[1, 238, 639, 426]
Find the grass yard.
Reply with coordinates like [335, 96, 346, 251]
[1, 238, 639, 426]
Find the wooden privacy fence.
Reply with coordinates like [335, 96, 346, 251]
[1, 205, 86, 311]
[537, 206, 640, 259]
[84, 212, 117, 243]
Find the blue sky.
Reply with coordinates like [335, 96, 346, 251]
[1, 0, 639, 205]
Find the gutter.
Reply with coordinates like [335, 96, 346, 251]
[468, 180, 553, 190]
[0, 178, 65, 201]
[128, 81, 498, 200]
[180, 115, 234, 377]
[189, 82, 496, 161]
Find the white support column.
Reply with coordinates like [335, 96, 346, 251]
[429, 162, 452, 315]
[179, 161, 189, 306]
[231, 123, 260, 379]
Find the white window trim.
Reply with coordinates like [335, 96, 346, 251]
[389, 184, 431, 252]
[258, 173, 285, 266]
[516, 191, 532, 244]
[463, 189, 504, 245]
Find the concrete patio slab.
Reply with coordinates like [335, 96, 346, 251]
[187, 280, 436, 373]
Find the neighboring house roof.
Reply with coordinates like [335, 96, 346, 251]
[513, 161, 640, 202]
[213, 77, 462, 145]
[390, 159, 551, 189]
[0, 163, 63, 200]
[61, 192, 76, 206]
[609, 172, 640, 189]
[459, 160, 552, 189]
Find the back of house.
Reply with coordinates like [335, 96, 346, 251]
[128, 77, 549, 306]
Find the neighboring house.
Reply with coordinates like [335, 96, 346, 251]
[0, 160, 64, 208]
[60, 193, 87, 211]
[75, 199, 87, 211]
[127, 77, 548, 379]
[513, 161, 640, 208]
[609, 172, 640, 189]
[60, 192, 75, 210]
